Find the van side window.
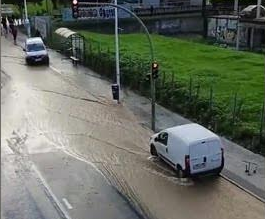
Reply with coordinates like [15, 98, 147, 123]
[158, 132, 168, 146]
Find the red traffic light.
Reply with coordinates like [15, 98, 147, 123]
[152, 62, 159, 79]
[72, 0, 79, 18]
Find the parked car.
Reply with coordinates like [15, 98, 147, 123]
[149, 123, 224, 177]
[24, 37, 49, 65]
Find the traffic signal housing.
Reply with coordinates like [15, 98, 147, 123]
[152, 62, 159, 79]
[72, 0, 79, 19]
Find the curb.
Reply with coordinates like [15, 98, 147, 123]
[220, 173, 265, 203]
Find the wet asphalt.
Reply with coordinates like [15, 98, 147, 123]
[1, 35, 265, 219]
[1, 37, 143, 219]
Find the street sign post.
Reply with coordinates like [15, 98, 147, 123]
[71, 1, 156, 131]
[72, 0, 120, 104]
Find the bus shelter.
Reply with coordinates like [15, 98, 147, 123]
[55, 27, 85, 62]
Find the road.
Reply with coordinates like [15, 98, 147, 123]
[1, 36, 265, 219]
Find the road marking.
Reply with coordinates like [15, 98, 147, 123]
[31, 165, 73, 219]
[1, 140, 14, 155]
[50, 65, 60, 74]
[62, 198, 73, 210]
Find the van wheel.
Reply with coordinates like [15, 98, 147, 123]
[150, 144, 158, 156]
[45, 59, 49, 66]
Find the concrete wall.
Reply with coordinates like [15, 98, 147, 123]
[145, 16, 203, 34]
[142, 0, 160, 6]
[190, 0, 202, 6]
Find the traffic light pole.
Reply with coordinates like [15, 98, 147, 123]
[78, 2, 156, 131]
[23, 0, 31, 37]
[114, 0, 121, 103]
[151, 67, 156, 131]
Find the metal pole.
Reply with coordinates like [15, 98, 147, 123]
[46, 0, 49, 15]
[114, 0, 120, 103]
[202, 0, 207, 39]
[23, 0, 31, 37]
[233, 0, 238, 15]
[79, 2, 156, 130]
[235, 0, 239, 50]
[236, 16, 240, 50]
[256, 0, 262, 19]
[151, 64, 156, 131]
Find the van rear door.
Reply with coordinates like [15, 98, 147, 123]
[190, 141, 209, 174]
[207, 140, 222, 170]
[190, 140, 222, 174]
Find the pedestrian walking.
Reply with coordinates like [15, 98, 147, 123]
[8, 16, 14, 34]
[7, 16, 18, 45]
[11, 26, 18, 45]
[1, 17, 8, 37]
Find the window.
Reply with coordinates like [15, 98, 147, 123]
[158, 132, 168, 146]
[27, 43, 45, 52]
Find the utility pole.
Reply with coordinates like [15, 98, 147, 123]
[233, 0, 238, 14]
[202, 0, 208, 39]
[151, 62, 158, 131]
[256, 0, 262, 18]
[235, 0, 240, 50]
[23, 0, 31, 37]
[78, 2, 155, 129]
[46, 0, 49, 14]
[114, 0, 121, 103]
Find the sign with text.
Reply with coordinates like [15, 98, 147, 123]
[78, 4, 130, 19]
[78, 6, 115, 19]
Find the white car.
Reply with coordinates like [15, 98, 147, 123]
[24, 37, 49, 65]
[149, 123, 224, 177]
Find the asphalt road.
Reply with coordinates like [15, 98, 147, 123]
[1, 35, 265, 219]
[1, 37, 143, 219]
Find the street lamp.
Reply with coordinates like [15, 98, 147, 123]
[23, 0, 31, 37]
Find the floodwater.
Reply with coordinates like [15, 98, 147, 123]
[2, 38, 264, 219]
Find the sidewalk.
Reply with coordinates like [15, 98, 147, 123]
[15, 32, 265, 202]
[124, 90, 265, 202]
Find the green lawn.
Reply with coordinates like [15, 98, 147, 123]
[79, 31, 263, 105]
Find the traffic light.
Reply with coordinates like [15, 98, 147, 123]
[72, 0, 79, 19]
[152, 62, 159, 79]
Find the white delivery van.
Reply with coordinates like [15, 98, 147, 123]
[149, 123, 224, 177]
[24, 37, 49, 65]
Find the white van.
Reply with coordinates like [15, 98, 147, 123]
[24, 37, 49, 65]
[149, 123, 224, 177]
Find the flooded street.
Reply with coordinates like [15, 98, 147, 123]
[1, 37, 265, 219]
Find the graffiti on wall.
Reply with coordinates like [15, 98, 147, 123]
[208, 18, 238, 44]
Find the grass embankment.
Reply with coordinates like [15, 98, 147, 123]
[75, 30, 264, 153]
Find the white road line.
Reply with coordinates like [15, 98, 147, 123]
[1, 141, 14, 155]
[31, 165, 73, 219]
[62, 198, 73, 210]
[50, 65, 60, 74]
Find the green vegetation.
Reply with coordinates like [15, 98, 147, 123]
[79, 31, 263, 104]
[27, 0, 54, 16]
[50, 30, 264, 154]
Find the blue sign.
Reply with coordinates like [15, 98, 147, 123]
[62, 8, 75, 21]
